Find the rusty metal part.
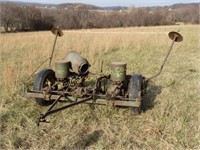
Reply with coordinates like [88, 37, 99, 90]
[110, 62, 126, 81]
[26, 91, 140, 107]
[42, 86, 52, 99]
[73, 87, 88, 98]
[148, 31, 183, 80]
[106, 81, 123, 99]
[65, 51, 90, 75]
[55, 61, 70, 79]
[94, 75, 110, 94]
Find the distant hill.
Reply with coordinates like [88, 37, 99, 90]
[0, 1, 55, 7]
[0, 1, 199, 32]
[0, 1, 199, 11]
[56, 4, 129, 11]
[56, 3, 103, 10]
[104, 6, 128, 11]
[170, 3, 199, 9]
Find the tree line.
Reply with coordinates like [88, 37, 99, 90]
[0, 2, 199, 32]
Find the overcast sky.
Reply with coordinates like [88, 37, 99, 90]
[3, 0, 200, 7]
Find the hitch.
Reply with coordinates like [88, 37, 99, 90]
[36, 96, 92, 126]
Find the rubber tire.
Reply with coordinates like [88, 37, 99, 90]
[33, 69, 56, 106]
[128, 74, 143, 115]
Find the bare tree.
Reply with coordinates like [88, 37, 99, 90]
[0, 3, 20, 32]
[0, 2, 199, 32]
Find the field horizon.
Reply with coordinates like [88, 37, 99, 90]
[0, 25, 199, 149]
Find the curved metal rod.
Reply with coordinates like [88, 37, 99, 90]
[25, 57, 50, 84]
[147, 32, 182, 81]
[49, 33, 58, 68]
[49, 27, 64, 68]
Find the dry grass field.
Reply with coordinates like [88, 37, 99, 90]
[0, 25, 199, 149]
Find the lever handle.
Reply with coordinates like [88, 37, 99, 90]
[147, 31, 183, 81]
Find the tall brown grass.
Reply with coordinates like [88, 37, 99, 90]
[0, 25, 199, 149]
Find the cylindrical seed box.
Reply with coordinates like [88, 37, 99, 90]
[110, 62, 127, 82]
[55, 60, 70, 79]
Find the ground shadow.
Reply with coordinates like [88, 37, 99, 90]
[65, 130, 104, 149]
[141, 83, 162, 112]
[141, 69, 198, 112]
[82, 130, 104, 148]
